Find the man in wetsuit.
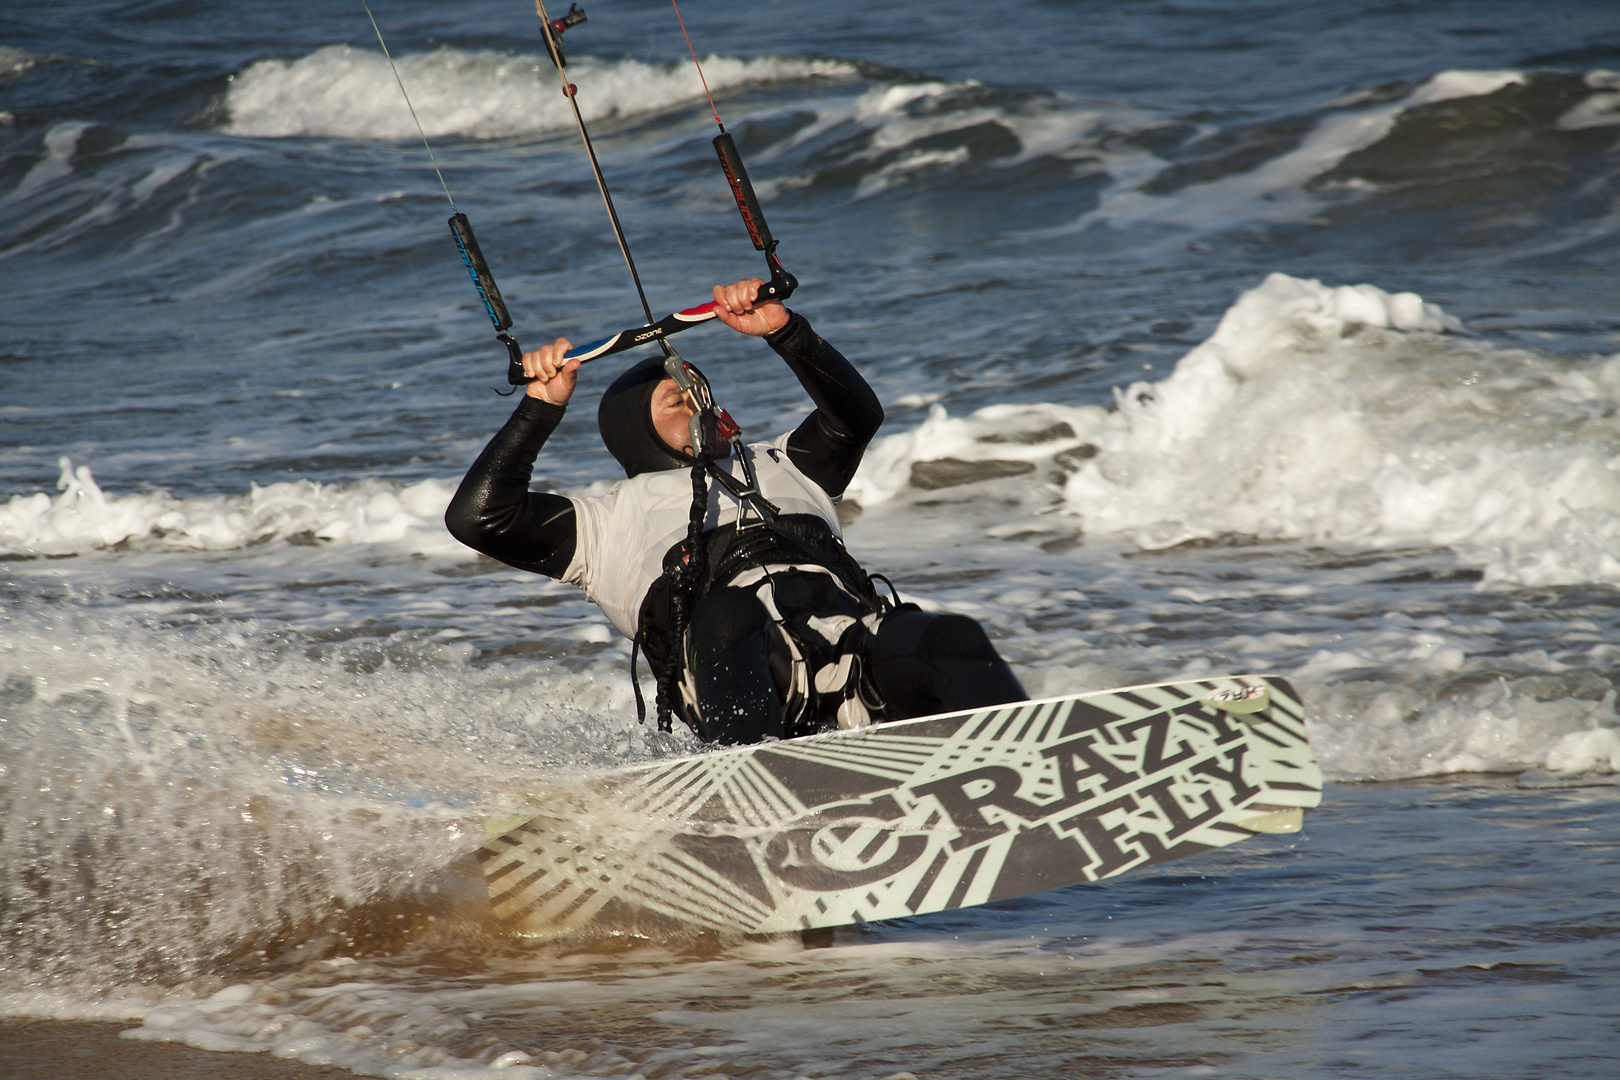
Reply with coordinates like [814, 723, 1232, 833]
[446, 279, 1025, 744]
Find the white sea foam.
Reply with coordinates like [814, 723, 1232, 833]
[854, 146, 971, 198]
[755, 76, 1114, 199]
[1558, 70, 1620, 131]
[222, 45, 854, 140]
[0, 457, 466, 557]
[1087, 69, 1526, 229]
[0, 46, 38, 81]
[1296, 635, 1620, 781]
[0, 602, 667, 994]
[0, 122, 89, 213]
[0, 597, 1609, 1020]
[846, 272, 1620, 589]
[108, 932, 1238, 1076]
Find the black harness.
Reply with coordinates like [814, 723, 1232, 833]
[632, 510, 894, 737]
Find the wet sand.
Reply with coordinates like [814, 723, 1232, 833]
[0, 1019, 359, 1080]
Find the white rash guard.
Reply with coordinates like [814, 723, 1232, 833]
[562, 433, 843, 638]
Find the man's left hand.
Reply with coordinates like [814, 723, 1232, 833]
[712, 278, 789, 337]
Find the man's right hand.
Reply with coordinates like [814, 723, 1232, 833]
[522, 337, 578, 406]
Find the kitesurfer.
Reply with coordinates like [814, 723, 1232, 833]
[446, 279, 1026, 745]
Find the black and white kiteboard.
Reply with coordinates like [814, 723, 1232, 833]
[476, 675, 1322, 936]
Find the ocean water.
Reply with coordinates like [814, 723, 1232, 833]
[2, 0, 1618, 1076]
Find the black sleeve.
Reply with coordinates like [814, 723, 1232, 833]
[766, 311, 884, 498]
[444, 395, 577, 578]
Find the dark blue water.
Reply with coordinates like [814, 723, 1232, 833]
[2, 1, 1617, 1076]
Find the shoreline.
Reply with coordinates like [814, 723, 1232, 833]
[0, 1019, 359, 1080]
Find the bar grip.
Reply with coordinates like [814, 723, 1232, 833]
[449, 212, 513, 332]
[551, 3, 586, 35]
[714, 131, 772, 252]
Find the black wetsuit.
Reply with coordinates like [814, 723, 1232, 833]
[447, 312, 1026, 743]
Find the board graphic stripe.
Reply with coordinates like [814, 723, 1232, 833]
[655, 847, 772, 906]
[1208, 821, 1256, 837]
[781, 748, 934, 776]
[664, 761, 744, 819]
[945, 846, 989, 911]
[1034, 699, 1069, 743]
[730, 777, 781, 829]
[526, 883, 598, 925]
[989, 705, 1028, 742]
[629, 870, 753, 925]
[906, 848, 952, 912]
[1136, 687, 1183, 713]
[1245, 725, 1292, 749]
[730, 759, 801, 825]
[963, 708, 1007, 742]
[1011, 702, 1049, 744]
[1251, 713, 1308, 742]
[625, 760, 703, 814]
[478, 675, 1323, 937]
[629, 859, 771, 925]
[495, 866, 565, 914]
[1269, 692, 1305, 719]
[766, 740, 938, 777]
[490, 865, 548, 907]
[553, 888, 599, 923]
[795, 734, 946, 756]
[1268, 708, 1305, 734]
[506, 877, 576, 924]
[484, 859, 524, 885]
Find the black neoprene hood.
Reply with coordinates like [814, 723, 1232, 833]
[597, 355, 695, 478]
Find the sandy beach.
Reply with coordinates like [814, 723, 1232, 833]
[0, 1020, 360, 1080]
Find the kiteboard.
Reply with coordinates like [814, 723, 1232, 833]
[476, 674, 1321, 937]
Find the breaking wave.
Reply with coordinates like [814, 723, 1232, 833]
[0, 458, 464, 558]
[846, 272, 1620, 590]
[1558, 69, 1620, 130]
[1084, 69, 1530, 228]
[13, 272, 1619, 592]
[221, 45, 855, 139]
[15, 55, 1613, 266]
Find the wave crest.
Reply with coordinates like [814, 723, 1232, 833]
[0, 458, 463, 557]
[847, 272, 1620, 589]
[222, 44, 854, 140]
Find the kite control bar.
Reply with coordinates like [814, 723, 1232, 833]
[442, 1, 801, 387]
[714, 130, 797, 303]
[365, 0, 799, 391]
[494, 6, 798, 382]
[448, 212, 527, 382]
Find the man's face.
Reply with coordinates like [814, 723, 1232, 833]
[650, 377, 697, 455]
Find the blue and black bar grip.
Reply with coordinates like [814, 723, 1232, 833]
[450, 212, 512, 331]
[449, 212, 529, 385]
